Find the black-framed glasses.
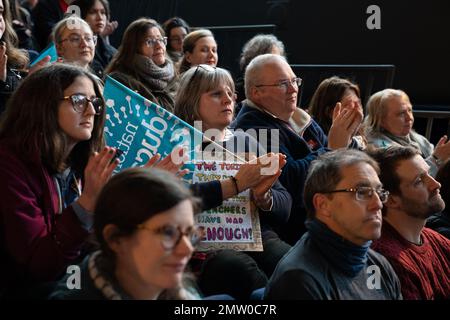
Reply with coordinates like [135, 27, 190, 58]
[322, 186, 389, 203]
[144, 37, 168, 47]
[137, 224, 204, 250]
[255, 77, 302, 92]
[62, 94, 103, 115]
[60, 34, 97, 47]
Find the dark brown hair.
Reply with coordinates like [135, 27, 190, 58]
[0, 63, 105, 174]
[309, 76, 360, 133]
[368, 146, 420, 197]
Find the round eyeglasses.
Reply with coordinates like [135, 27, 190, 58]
[61, 94, 103, 115]
[60, 34, 97, 47]
[137, 224, 204, 250]
[322, 186, 389, 203]
[144, 37, 168, 47]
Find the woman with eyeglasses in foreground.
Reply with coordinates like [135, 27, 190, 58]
[51, 167, 204, 300]
[53, 16, 97, 72]
[105, 18, 177, 112]
[0, 64, 119, 298]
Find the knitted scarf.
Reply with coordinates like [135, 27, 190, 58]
[133, 54, 175, 91]
[305, 219, 371, 277]
[369, 128, 433, 158]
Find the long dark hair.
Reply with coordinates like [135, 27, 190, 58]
[0, 63, 105, 174]
[104, 18, 164, 76]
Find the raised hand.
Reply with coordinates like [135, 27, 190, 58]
[101, 20, 118, 38]
[77, 147, 119, 212]
[143, 146, 189, 177]
[433, 135, 450, 162]
[28, 55, 52, 75]
[328, 102, 363, 149]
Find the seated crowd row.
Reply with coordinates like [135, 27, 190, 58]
[0, 0, 449, 300]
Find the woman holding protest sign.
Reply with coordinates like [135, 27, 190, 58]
[105, 17, 177, 112]
[174, 64, 292, 299]
[0, 64, 119, 298]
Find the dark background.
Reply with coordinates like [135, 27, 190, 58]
[108, 0, 450, 140]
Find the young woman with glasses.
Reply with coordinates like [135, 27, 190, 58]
[53, 16, 97, 71]
[50, 167, 204, 300]
[105, 18, 177, 113]
[0, 64, 119, 298]
[70, 0, 117, 78]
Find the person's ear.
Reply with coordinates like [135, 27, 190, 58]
[185, 51, 192, 64]
[383, 193, 402, 211]
[55, 43, 64, 56]
[313, 193, 332, 219]
[102, 224, 122, 253]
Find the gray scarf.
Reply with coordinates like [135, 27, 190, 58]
[368, 128, 433, 158]
[133, 54, 175, 91]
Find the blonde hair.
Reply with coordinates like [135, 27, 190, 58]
[364, 88, 411, 133]
[52, 16, 93, 44]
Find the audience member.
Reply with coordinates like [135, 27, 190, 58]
[266, 149, 402, 299]
[179, 29, 217, 74]
[162, 16, 190, 66]
[71, 0, 117, 78]
[233, 54, 362, 244]
[0, 0, 29, 114]
[50, 168, 203, 300]
[175, 64, 292, 299]
[0, 64, 118, 298]
[371, 146, 450, 299]
[105, 18, 177, 112]
[308, 76, 365, 149]
[364, 89, 450, 176]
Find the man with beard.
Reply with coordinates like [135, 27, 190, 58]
[265, 150, 402, 300]
[371, 146, 450, 299]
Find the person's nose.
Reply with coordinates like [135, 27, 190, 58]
[173, 234, 194, 256]
[426, 174, 441, 192]
[368, 191, 384, 211]
[83, 100, 96, 116]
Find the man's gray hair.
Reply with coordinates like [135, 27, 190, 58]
[244, 53, 288, 99]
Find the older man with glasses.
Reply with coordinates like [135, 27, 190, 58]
[265, 149, 402, 300]
[233, 54, 362, 244]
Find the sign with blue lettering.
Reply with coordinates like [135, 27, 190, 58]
[102, 76, 203, 181]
